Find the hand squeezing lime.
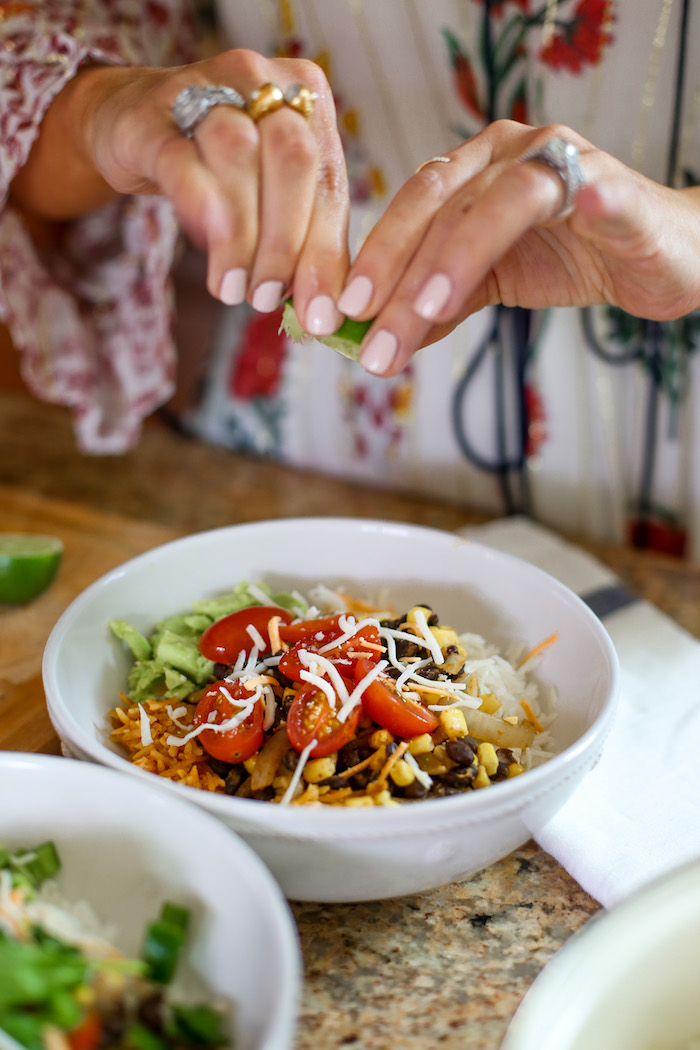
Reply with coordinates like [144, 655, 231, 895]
[0, 534, 63, 604]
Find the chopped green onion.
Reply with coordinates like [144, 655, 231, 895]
[168, 1004, 227, 1047]
[142, 903, 190, 985]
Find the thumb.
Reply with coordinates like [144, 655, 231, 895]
[568, 176, 661, 260]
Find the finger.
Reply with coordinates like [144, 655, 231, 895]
[191, 105, 261, 305]
[357, 160, 573, 377]
[152, 134, 232, 257]
[336, 135, 497, 322]
[247, 105, 320, 312]
[289, 77, 351, 336]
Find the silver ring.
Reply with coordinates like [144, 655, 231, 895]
[172, 84, 247, 138]
[518, 136, 585, 219]
[415, 155, 452, 175]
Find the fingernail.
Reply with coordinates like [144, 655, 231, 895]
[219, 268, 247, 306]
[251, 280, 284, 313]
[360, 329, 398, 376]
[413, 273, 453, 320]
[306, 294, 342, 336]
[337, 275, 374, 317]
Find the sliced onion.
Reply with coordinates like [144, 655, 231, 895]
[464, 708, 537, 749]
[250, 727, 291, 790]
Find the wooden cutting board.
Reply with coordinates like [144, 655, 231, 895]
[0, 483, 181, 754]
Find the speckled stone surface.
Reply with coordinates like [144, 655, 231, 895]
[291, 841, 599, 1049]
[4, 389, 699, 1050]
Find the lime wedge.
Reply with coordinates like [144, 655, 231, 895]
[0, 533, 63, 605]
[279, 298, 372, 362]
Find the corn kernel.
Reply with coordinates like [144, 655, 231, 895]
[406, 605, 433, 625]
[473, 764, 491, 789]
[508, 762, 525, 778]
[369, 746, 387, 771]
[439, 708, 468, 740]
[272, 774, 292, 790]
[429, 625, 461, 650]
[476, 741, 499, 776]
[372, 789, 396, 806]
[303, 754, 337, 783]
[479, 693, 501, 715]
[344, 796, 375, 807]
[503, 715, 519, 725]
[407, 733, 435, 756]
[369, 728, 393, 749]
[243, 756, 257, 774]
[388, 759, 416, 787]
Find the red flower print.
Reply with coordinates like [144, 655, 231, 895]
[229, 309, 288, 400]
[443, 30, 486, 121]
[524, 382, 547, 457]
[540, 0, 614, 74]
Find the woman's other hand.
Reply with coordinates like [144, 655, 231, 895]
[335, 119, 700, 376]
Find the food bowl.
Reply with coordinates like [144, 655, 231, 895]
[0, 751, 300, 1050]
[501, 857, 700, 1050]
[43, 517, 619, 902]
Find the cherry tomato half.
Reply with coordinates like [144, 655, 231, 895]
[278, 614, 345, 646]
[68, 1012, 103, 1050]
[278, 622, 382, 681]
[199, 605, 293, 663]
[193, 680, 264, 763]
[353, 658, 439, 738]
[287, 679, 362, 758]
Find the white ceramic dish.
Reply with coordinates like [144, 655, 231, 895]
[43, 517, 619, 902]
[0, 751, 301, 1050]
[501, 857, 700, 1050]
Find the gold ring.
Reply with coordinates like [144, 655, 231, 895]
[415, 155, 452, 175]
[246, 83, 285, 122]
[283, 83, 317, 120]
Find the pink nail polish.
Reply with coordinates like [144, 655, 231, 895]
[219, 268, 247, 306]
[360, 329, 398, 375]
[306, 294, 341, 336]
[413, 273, 453, 321]
[337, 275, 374, 317]
[251, 280, 284, 313]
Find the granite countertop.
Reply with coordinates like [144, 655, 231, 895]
[3, 390, 699, 1049]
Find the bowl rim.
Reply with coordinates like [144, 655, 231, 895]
[0, 750, 302, 1050]
[501, 855, 700, 1050]
[42, 516, 620, 835]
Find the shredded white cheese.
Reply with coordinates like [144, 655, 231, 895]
[138, 703, 153, 746]
[279, 737, 318, 804]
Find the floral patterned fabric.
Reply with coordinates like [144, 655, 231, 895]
[3, 0, 700, 557]
[0, 0, 191, 450]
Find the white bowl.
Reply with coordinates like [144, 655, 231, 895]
[501, 858, 700, 1050]
[0, 751, 301, 1050]
[43, 517, 619, 902]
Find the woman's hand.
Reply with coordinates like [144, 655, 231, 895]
[335, 119, 700, 376]
[11, 50, 350, 330]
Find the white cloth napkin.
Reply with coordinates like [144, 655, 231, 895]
[461, 516, 700, 909]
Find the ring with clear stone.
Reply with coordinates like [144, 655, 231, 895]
[518, 136, 586, 219]
[172, 84, 247, 138]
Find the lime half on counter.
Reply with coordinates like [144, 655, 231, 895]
[0, 533, 63, 604]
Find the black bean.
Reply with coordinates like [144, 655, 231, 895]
[208, 757, 233, 778]
[137, 993, 164, 1033]
[465, 735, 481, 751]
[213, 662, 232, 678]
[444, 765, 477, 789]
[497, 748, 515, 764]
[223, 767, 245, 795]
[401, 780, 429, 799]
[318, 775, 348, 789]
[445, 739, 476, 765]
